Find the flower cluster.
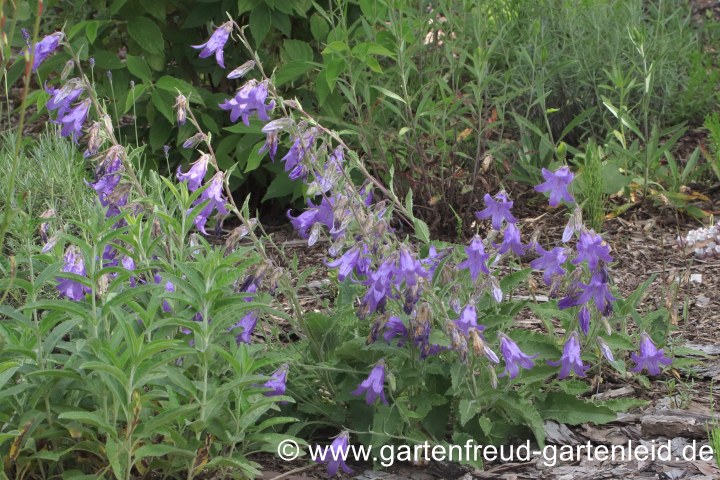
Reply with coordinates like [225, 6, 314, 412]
[678, 224, 720, 259]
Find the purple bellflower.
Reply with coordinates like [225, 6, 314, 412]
[361, 260, 395, 315]
[315, 431, 353, 477]
[573, 230, 613, 271]
[192, 21, 232, 68]
[534, 166, 575, 207]
[475, 192, 517, 230]
[219, 80, 275, 125]
[122, 256, 136, 287]
[46, 82, 84, 117]
[56, 246, 90, 301]
[548, 332, 589, 379]
[154, 274, 175, 313]
[352, 360, 388, 406]
[393, 246, 428, 288]
[454, 304, 479, 335]
[231, 310, 258, 344]
[383, 316, 408, 344]
[499, 333, 537, 379]
[530, 244, 568, 286]
[32, 32, 64, 72]
[458, 235, 490, 282]
[574, 270, 617, 316]
[630, 333, 672, 376]
[578, 305, 591, 335]
[263, 364, 289, 397]
[288, 196, 335, 241]
[281, 130, 316, 180]
[177, 153, 210, 192]
[191, 172, 229, 235]
[493, 223, 525, 256]
[59, 98, 91, 141]
[259, 131, 279, 160]
[326, 243, 370, 281]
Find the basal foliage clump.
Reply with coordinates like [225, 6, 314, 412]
[0, 12, 675, 479]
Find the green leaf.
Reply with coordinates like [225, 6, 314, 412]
[155, 76, 204, 105]
[263, 170, 297, 202]
[500, 269, 532, 292]
[245, 141, 267, 173]
[275, 61, 313, 87]
[85, 21, 101, 44]
[413, 217, 430, 244]
[126, 55, 152, 82]
[151, 88, 175, 124]
[249, 5, 272, 45]
[134, 444, 195, 461]
[539, 392, 616, 425]
[281, 40, 313, 63]
[59, 411, 115, 435]
[127, 17, 165, 55]
[458, 399, 479, 427]
[310, 13, 329, 41]
[371, 85, 405, 104]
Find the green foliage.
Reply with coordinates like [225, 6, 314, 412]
[0, 179, 297, 478]
[0, 132, 98, 254]
[576, 141, 606, 232]
[16, 0, 712, 223]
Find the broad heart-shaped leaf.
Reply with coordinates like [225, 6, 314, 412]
[539, 391, 616, 425]
[275, 61, 314, 87]
[127, 17, 165, 55]
[126, 55, 152, 82]
[249, 4, 272, 45]
[155, 76, 205, 106]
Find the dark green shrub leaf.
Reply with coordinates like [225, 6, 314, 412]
[128, 17, 165, 55]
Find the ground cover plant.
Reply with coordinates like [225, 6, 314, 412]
[0, 4, 697, 478]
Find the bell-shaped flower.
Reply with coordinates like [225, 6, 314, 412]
[458, 235, 490, 282]
[351, 360, 388, 405]
[219, 80, 275, 125]
[32, 32, 64, 71]
[231, 310, 258, 344]
[314, 431, 353, 477]
[475, 192, 517, 230]
[177, 153, 210, 192]
[263, 364, 289, 397]
[326, 243, 370, 281]
[530, 244, 568, 286]
[493, 223, 525, 256]
[59, 98, 91, 141]
[534, 166, 575, 207]
[454, 303, 479, 335]
[573, 230, 613, 272]
[56, 246, 90, 301]
[630, 333, 672, 376]
[498, 333, 537, 379]
[191, 172, 229, 235]
[192, 21, 232, 68]
[548, 332, 589, 379]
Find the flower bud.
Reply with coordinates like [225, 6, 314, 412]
[227, 60, 256, 79]
[61, 60, 74, 80]
[174, 94, 187, 125]
[182, 132, 207, 149]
